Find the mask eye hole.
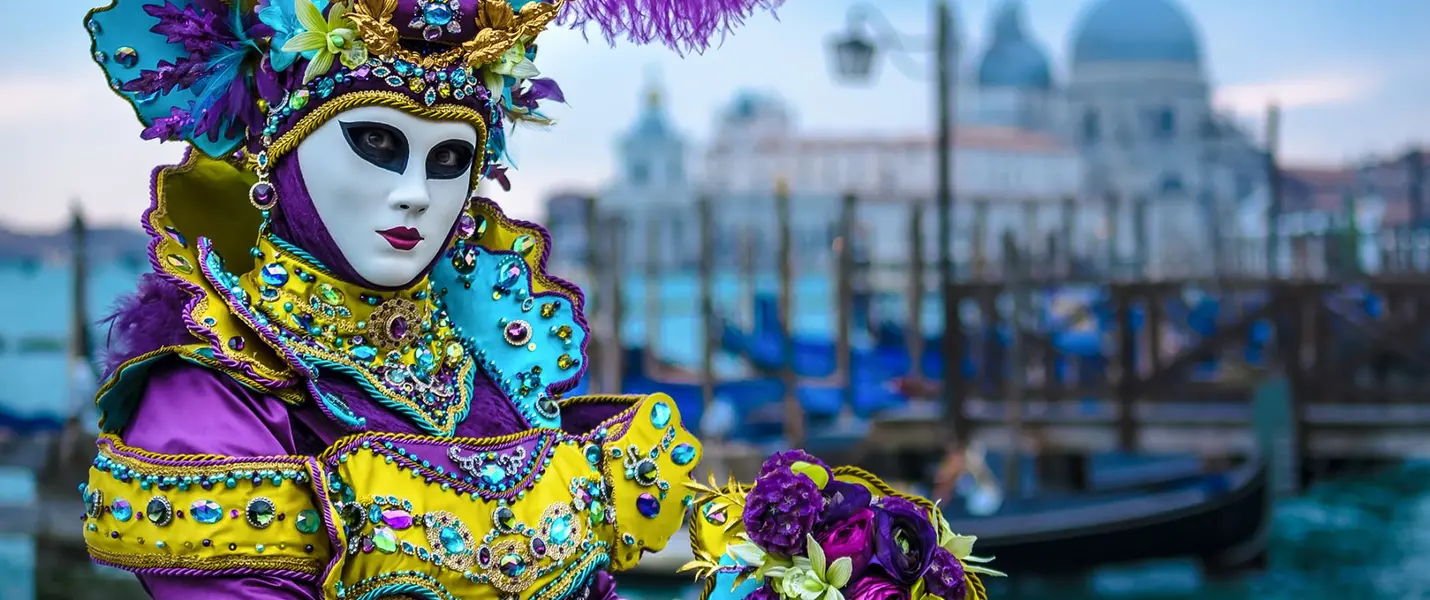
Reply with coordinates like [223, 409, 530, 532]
[427, 140, 475, 180]
[340, 121, 409, 174]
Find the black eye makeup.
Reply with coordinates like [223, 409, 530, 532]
[340, 121, 409, 174]
[427, 140, 476, 180]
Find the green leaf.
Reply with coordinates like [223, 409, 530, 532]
[825, 557, 852, 588]
[727, 541, 766, 567]
[508, 60, 540, 79]
[302, 50, 333, 84]
[282, 31, 327, 53]
[805, 534, 827, 576]
[791, 461, 829, 488]
[294, 0, 328, 34]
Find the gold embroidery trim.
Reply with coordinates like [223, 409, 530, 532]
[97, 434, 313, 475]
[88, 544, 325, 576]
[262, 90, 490, 166]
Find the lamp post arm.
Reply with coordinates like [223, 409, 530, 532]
[846, 2, 938, 82]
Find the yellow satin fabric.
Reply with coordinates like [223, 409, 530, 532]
[84, 393, 701, 600]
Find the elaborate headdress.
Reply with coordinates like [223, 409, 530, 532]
[684, 451, 1003, 600]
[86, 0, 782, 202]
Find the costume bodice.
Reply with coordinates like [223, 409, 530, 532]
[83, 393, 701, 600]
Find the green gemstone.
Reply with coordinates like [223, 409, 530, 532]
[372, 527, 398, 553]
[316, 282, 345, 305]
[295, 509, 321, 534]
[288, 89, 310, 110]
[511, 235, 534, 256]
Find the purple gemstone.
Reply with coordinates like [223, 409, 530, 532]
[227, 336, 245, 351]
[361, 537, 375, 553]
[382, 509, 414, 530]
[456, 214, 477, 239]
[503, 321, 530, 344]
[251, 182, 275, 206]
[352, 65, 371, 79]
[424, 70, 438, 82]
[531, 537, 547, 556]
[636, 493, 660, 518]
[390, 316, 410, 340]
[478, 546, 492, 567]
[423, 26, 442, 41]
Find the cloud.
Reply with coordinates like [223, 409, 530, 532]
[1213, 72, 1378, 115]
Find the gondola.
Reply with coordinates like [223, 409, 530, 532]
[949, 457, 1269, 575]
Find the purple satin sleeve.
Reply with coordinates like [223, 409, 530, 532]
[121, 359, 321, 600]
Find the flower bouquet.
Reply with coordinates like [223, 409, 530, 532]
[683, 451, 1003, 600]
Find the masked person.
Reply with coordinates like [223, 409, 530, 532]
[81, 1, 777, 598]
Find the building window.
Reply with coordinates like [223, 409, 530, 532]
[1148, 107, 1175, 140]
[629, 162, 649, 185]
[1161, 172, 1184, 194]
[1082, 109, 1100, 145]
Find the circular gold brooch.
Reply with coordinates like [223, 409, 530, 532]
[368, 298, 423, 350]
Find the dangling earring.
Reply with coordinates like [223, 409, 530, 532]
[249, 149, 278, 259]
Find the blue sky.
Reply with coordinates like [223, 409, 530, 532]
[2, 0, 1428, 232]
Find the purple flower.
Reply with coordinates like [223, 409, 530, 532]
[584, 571, 621, 600]
[815, 508, 876, 581]
[848, 574, 909, 600]
[758, 449, 830, 479]
[870, 497, 938, 586]
[923, 548, 968, 600]
[743, 466, 823, 556]
[821, 479, 873, 526]
[747, 583, 780, 600]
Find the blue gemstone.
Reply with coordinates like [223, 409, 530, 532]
[423, 3, 454, 26]
[496, 258, 523, 289]
[481, 464, 505, 485]
[451, 68, 467, 85]
[260, 263, 289, 286]
[191, 500, 222, 524]
[415, 347, 436, 373]
[352, 345, 378, 361]
[671, 443, 696, 466]
[636, 493, 660, 518]
[549, 516, 571, 544]
[440, 526, 466, 553]
[650, 401, 671, 428]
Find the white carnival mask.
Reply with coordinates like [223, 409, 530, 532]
[295, 105, 479, 288]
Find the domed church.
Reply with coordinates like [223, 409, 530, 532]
[961, 0, 1267, 273]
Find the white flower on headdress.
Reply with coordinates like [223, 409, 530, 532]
[283, 0, 369, 83]
[482, 41, 540, 99]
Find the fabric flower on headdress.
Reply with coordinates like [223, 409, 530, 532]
[282, 0, 368, 83]
[258, 0, 329, 70]
[483, 41, 541, 106]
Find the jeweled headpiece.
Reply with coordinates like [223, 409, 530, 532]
[86, 0, 783, 199]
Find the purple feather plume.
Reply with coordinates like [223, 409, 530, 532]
[144, 1, 227, 57]
[99, 272, 198, 376]
[556, 0, 783, 55]
[140, 105, 197, 142]
[122, 57, 211, 96]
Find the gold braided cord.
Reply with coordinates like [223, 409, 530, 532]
[87, 544, 326, 576]
[317, 394, 654, 462]
[97, 434, 313, 470]
[263, 90, 490, 165]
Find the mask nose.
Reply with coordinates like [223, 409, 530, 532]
[388, 171, 431, 215]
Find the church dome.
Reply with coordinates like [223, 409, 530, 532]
[977, 2, 1052, 89]
[1071, 0, 1201, 65]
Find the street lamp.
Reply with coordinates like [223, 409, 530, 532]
[825, 1, 963, 441]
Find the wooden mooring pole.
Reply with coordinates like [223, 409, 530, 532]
[908, 203, 926, 379]
[644, 215, 662, 377]
[837, 192, 857, 422]
[776, 179, 803, 447]
[1002, 230, 1027, 499]
[582, 196, 606, 389]
[698, 195, 717, 423]
[607, 217, 626, 393]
